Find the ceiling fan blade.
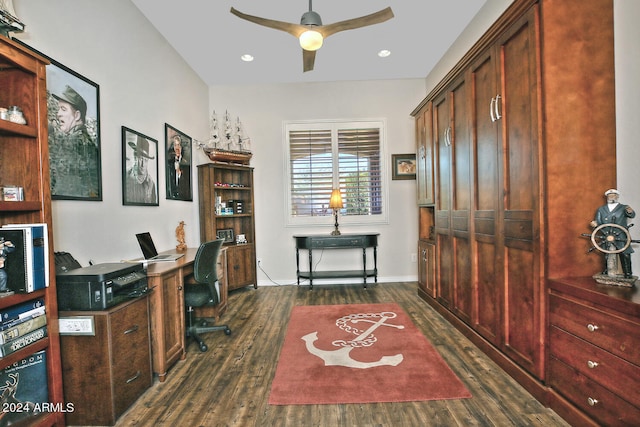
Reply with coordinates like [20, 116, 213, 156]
[321, 7, 394, 38]
[303, 49, 316, 72]
[230, 7, 306, 38]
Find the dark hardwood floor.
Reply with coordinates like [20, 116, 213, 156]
[114, 282, 569, 427]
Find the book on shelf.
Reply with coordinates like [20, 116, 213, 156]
[0, 224, 48, 293]
[0, 313, 46, 344]
[0, 325, 47, 357]
[0, 305, 45, 332]
[0, 298, 44, 325]
[0, 350, 49, 424]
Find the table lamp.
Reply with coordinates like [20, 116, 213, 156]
[329, 188, 343, 235]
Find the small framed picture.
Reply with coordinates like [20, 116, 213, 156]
[122, 127, 159, 206]
[165, 123, 193, 201]
[216, 228, 235, 243]
[392, 154, 417, 180]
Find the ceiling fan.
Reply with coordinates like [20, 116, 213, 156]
[230, 1, 394, 72]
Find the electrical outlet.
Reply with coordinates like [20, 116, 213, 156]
[410, 253, 417, 263]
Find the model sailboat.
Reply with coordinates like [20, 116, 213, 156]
[195, 110, 252, 164]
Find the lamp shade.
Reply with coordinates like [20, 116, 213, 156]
[299, 30, 323, 51]
[329, 189, 343, 209]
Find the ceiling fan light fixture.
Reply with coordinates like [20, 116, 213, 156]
[299, 29, 323, 51]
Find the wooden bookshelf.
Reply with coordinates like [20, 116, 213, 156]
[0, 35, 64, 426]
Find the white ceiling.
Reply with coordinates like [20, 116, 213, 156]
[131, 0, 486, 86]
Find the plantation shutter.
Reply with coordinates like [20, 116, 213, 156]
[337, 128, 382, 216]
[289, 129, 333, 216]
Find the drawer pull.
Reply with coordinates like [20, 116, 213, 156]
[587, 397, 599, 407]
[587, 360, 599, 369]
[587, 323, 599, 332]
[126, 371, 141, 384]
[123, 325, 139, 335]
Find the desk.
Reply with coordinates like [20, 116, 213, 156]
[145, 247, 227, 381]
[294, 233, 379, 289]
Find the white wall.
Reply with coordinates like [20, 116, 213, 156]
[210, 80, 425, 285]
[15, 0, 209, 265]
[614, 0, 640, 272]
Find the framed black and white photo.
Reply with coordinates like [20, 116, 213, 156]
[122, 127, 159, 206]
[14, 39, 102, 201]
[391, 154, 417, 180]
[165, 123, 192, 201]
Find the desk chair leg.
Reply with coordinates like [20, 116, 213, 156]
[186, 306, 231, 352]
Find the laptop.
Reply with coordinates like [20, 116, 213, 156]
[135, 232, 184, 262]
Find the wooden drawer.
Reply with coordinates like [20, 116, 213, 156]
[549, 356, 640, 426]
[111, 297, 152, 418]
[549, 293, 640, 366]
[549, 326, 640, 407]
[310, 236, 365, 248]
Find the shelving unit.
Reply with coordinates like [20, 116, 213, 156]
[0, 35, 64, 426]
[198, 163, 257, 291]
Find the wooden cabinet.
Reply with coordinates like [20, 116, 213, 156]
[146, 263, 186, 381]
[548, 278, 640, 426]
[198, 163, 257, 291]
[60, 296, 152, 426]
[417, 240, 435, 299]
[415, 102, 434, 206]
[412, 0, 617, 421]
[0, 35, 64, 426]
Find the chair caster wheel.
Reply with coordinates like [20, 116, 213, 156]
[199, 343, 208, 352]
[225, 328, 231, 335]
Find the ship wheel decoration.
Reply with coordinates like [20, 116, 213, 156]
[583, 223, 639, 287]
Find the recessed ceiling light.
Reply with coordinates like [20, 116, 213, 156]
[241, 54, 254, 62]
[378, 49, 391, 58]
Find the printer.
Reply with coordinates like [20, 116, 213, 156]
[56, 262, 149, 311]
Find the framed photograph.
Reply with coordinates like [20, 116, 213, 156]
[165, 123, 193, 201]
[216, 228, 235, 243]
[122, 127, 159, 206]
[14, 39, 102, 201]
[392, 154, 417, 180]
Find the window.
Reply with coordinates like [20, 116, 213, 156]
[284, 119, 388, 227]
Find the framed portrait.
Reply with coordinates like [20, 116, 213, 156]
[122, 127, 159, 206]
[165, 123, 193, 201]
[14, 39, 102, 201]
[392, 154, 417, 180]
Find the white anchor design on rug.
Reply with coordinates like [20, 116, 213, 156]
[301, 310, 405, 369]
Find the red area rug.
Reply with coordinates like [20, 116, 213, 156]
[268, 303, 472, 405]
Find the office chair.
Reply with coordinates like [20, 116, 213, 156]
[184, 239, 231, 352]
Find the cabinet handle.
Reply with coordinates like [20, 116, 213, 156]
[126, 371, 141, 384]
[419, 145, 425, 160]
[421, 248, 427, 261]
[444, 127, 452, 146]
[587, 323, 599, 332]
[587, 397, 599, 407]
[123, 324, 139, 335]
[490, 97, 496, 122]
[178, 286, 183, 291]
[494, 94, 502, 120]
[587, 360, 599, 369]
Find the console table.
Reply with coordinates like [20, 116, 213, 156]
[294, 233, 379, 289]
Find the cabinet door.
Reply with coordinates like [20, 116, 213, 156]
[449, 76, 473, 324]
[470, 46, 502, 346]
[150, 269, 185, 376]
[416, 103, 434, 206]
[226, 244, 256, 291]
[433, 92, 453, 308]
[498, 8, 542, 379]
[418, 240, 436, 298]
